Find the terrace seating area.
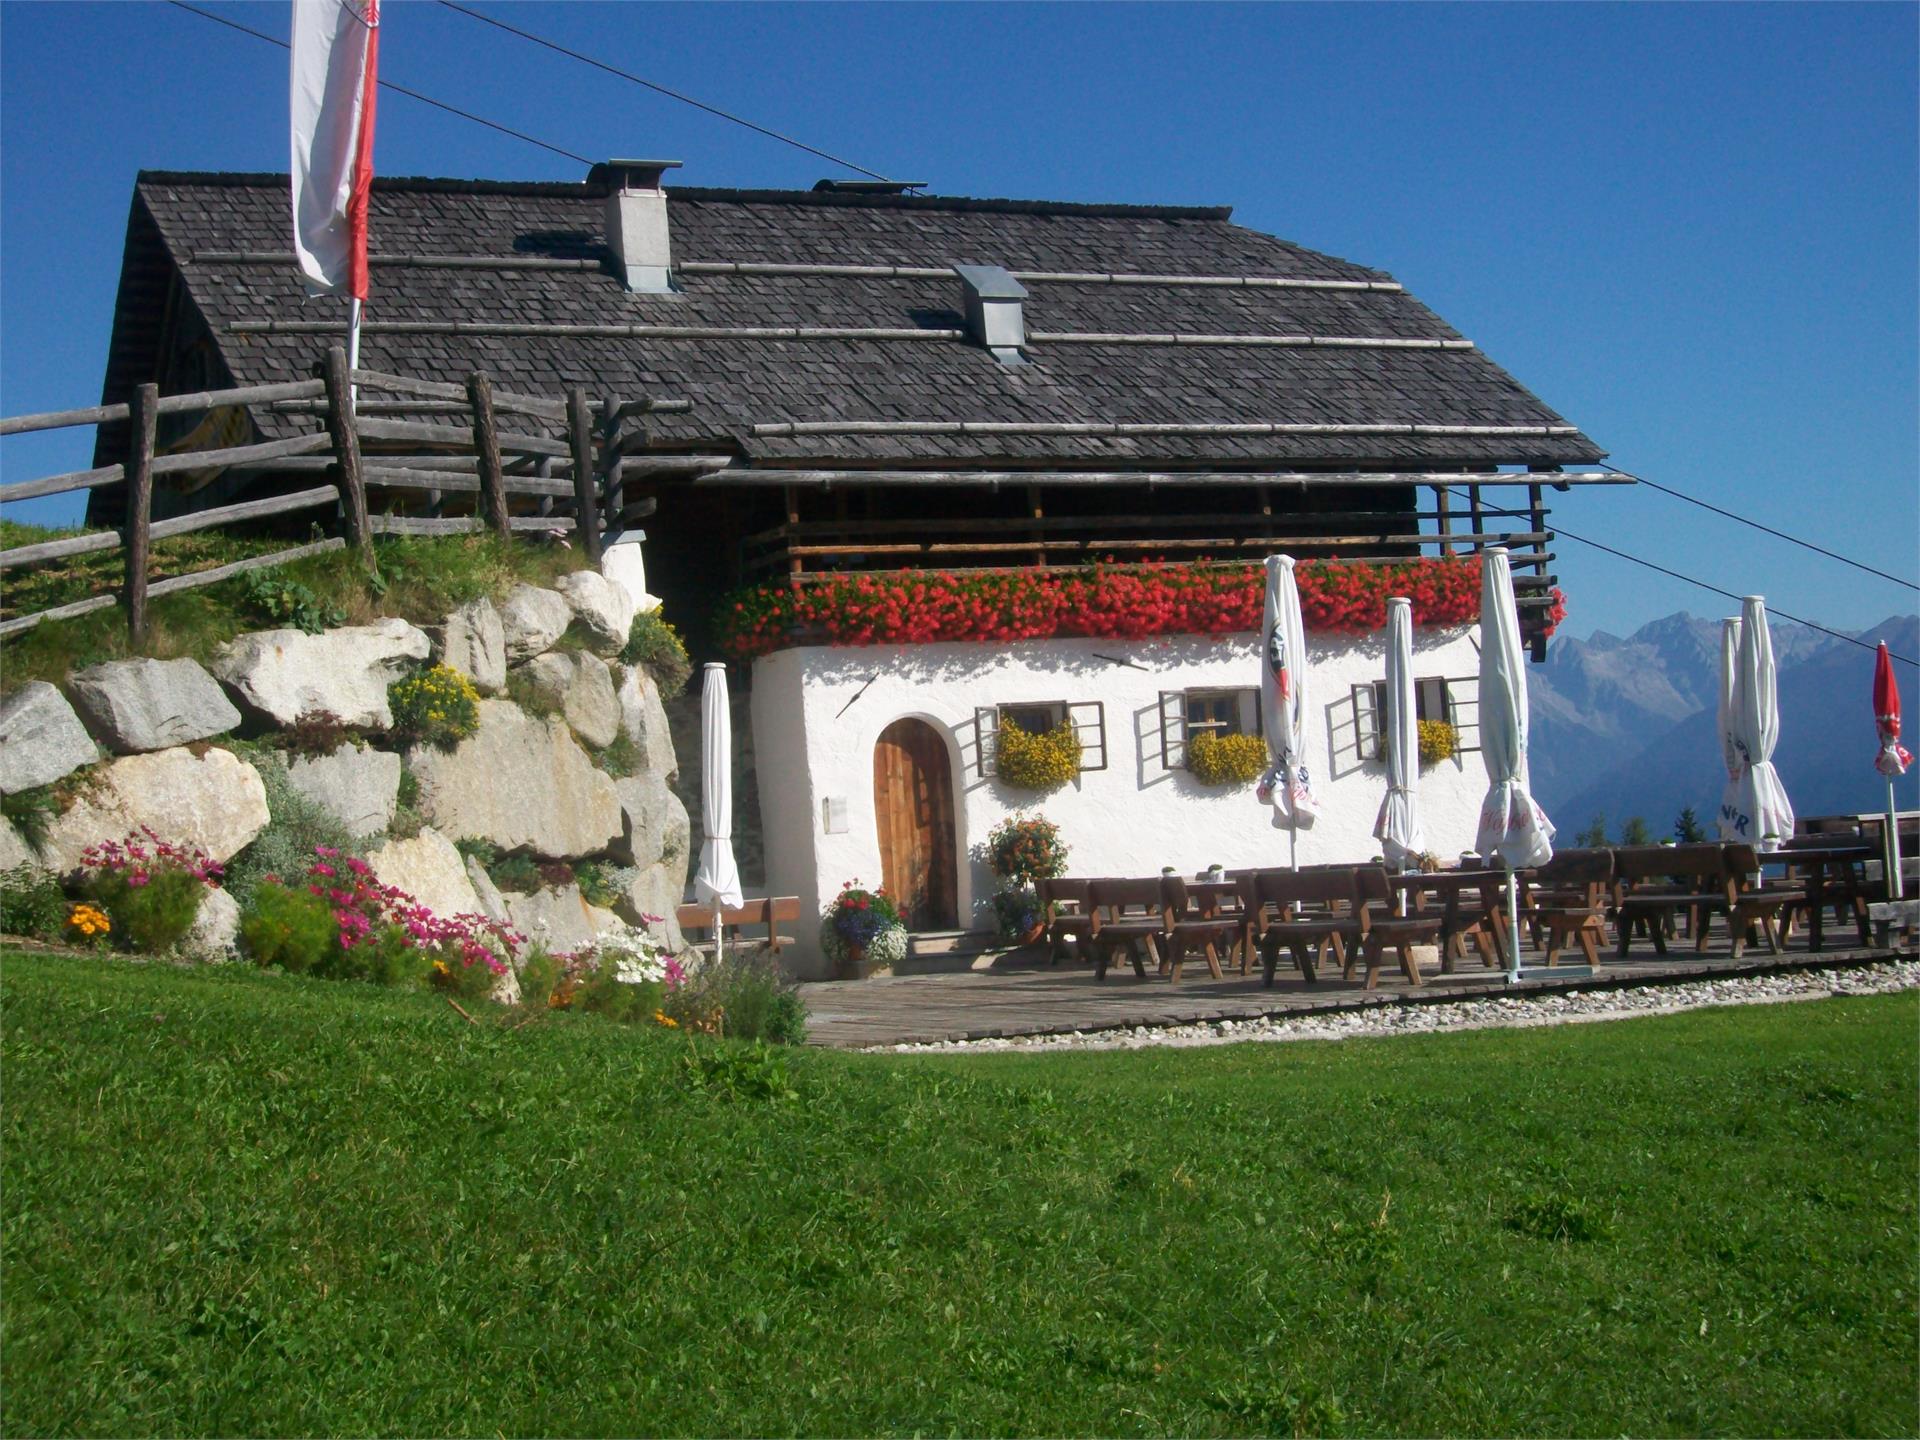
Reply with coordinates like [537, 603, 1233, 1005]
[1034, 836, 1902, 990]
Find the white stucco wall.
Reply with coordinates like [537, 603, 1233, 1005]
[752, 627, 1489, 978]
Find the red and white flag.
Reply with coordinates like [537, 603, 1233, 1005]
[290, 0, 379, 299]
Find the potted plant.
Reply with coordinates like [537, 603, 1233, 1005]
[994, 718, 1081, 792]
[820, 880, 907, 980]
[1417, 718, 1459, 768]
[990, 886, 1045, 945]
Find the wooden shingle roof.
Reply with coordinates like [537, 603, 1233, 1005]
[102, 171, 1606, 469]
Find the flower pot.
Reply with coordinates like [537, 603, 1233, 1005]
[1021, 920, 1047, 945]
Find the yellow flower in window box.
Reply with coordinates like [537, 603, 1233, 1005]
[1417, 719, 1459, 768]
[995, 718, 1081, 792]
[1186, 731, 1268, 786]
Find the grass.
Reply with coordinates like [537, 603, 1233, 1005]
[0, 523, 587, 694]
[2, 951, 1915, 1437]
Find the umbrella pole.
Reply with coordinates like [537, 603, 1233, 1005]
[1289, 825, 1298, 873]
[1506, 861, 1523, 985]
[1889, 780, 1905, 902]
[713, 905, 725, 965]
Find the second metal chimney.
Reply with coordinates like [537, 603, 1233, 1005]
[952, 263, 1028, 365]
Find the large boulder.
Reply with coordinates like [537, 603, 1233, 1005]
[364, 826, 484, 920]
[615, 664, 677, 778]
[430, 598, 507, 695]
[506, 883, 625, 956]
[68, 657, 240, 754]
[188, 886, 241, 957]
[38, 747, 270, 874]
[0, 682, 98, 793]
[209, 620, 431, 729]
[499, 585, 571, 663]
[611, 770, 690, 870]
[407, 701, 621, 859]
[616, 862, 687, 951]
[517, 653, 619, 750]
[556, 570, 635, 657]
[284, 745, 403, 839]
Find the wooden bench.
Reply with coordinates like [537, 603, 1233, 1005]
[1039, 876, 1095, 965]
[1085, 878, 1166, 981]
[1237, 867, 1365, 986]
[675, 897, 802, 954]
[1522, 847, 1614, 967]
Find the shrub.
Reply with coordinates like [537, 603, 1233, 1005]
[594, 733, 641, 778]
[387, 664, 481, 750]
[222, 755, 359, 908]
[620, 610, 692, 699]
[488, 852, 543, 894]
[1417, 719, 1459, 768]
[995, 718, 1081, 791]
[238, 880, 340, 974]
[572, 859, 621, 909]
[543, 932, 678, 1023]
[241, 569, 343, 634]
[1187, 731, 1269, 786]
[664, 947, 806, 1045]
[983, 812, 1069, 885]
[81, 830, 223, 953]
[275, 711, 362, 759]
[1, 866, 71, 941]
[1, 785, 58, 849]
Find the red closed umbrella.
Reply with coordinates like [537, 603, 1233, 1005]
[1872, 642, 1909, 900]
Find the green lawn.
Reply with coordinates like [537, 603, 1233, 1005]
[3, 951, 1914, 1437]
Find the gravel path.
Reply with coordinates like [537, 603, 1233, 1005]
[870, 959, 1920, 1054]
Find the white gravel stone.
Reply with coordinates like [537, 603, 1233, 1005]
[870, 961, 1920, 1054]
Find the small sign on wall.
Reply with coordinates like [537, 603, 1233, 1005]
[822, 796, 849, 834]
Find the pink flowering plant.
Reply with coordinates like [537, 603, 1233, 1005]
[238, 845, 521, 992]
[81, 827, 223, 952]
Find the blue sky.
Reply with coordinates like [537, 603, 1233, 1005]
[2, 1, 1914, 642]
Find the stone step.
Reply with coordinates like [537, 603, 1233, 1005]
[906, 928, 1001, 958]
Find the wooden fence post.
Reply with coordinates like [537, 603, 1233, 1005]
[322, 346, 374, 571]
[567, 386, 603, 565]
[599, 394, 624, 533]
[123, 382, 158, 645]
[466, 372, 510, 541]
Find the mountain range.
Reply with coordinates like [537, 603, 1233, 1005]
[1529, 611, 1920, 840]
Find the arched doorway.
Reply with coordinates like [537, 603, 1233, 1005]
[872, 718, 959, 931]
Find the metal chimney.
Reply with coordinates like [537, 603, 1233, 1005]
[589, 159, 682, 293]
[952, 263, 1028, 365]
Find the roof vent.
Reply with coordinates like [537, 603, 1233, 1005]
[811, 178, 926, 195]
[952, 263, 1027, 366]
[588, 158, 681, 293]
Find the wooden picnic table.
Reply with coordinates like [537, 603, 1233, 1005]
[1391, 869, 1512, 970]
[1764, 841, 1876, 953]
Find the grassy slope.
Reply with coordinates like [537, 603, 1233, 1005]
[0, 525, 587, 693]
[3, 952, 1914, 1438]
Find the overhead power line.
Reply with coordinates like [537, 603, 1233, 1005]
[168, 1, 592, 165]
[1446, 487, 1918, 668]
[1633, 474, 1916, 592]
[434, 0, 898, 182]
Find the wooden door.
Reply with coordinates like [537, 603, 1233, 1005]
[873, 718, 958, 931]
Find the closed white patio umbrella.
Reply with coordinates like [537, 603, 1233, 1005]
[1718, 596, 1794, 850]
[1474, 547, 1554, 980]
[693, 662, 744, 960]
[1374, 596, 1424, 868]
[1256, 553, 1319, 868]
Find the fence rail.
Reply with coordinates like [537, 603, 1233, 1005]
[0, 347, 694, 644]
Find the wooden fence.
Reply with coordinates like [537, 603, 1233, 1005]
[0, 347, 688, 643]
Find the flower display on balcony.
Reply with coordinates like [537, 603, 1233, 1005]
[717, 559, 1559, 660]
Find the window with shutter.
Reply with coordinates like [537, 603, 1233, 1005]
[1065, 700, 1107, 772]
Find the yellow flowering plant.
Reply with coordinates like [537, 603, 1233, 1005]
[1186, 731, 1269, 786]
[65, 903, 112, 943]
[995, 718, 1082, 792]
[388, 664, 481, 750]
[1417, 719, 1460, 768]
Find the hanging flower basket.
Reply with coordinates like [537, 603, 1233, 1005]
[1417, 719, 1459, 768]
[1186, 731, 1268, 786]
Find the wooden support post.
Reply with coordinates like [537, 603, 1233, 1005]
[1468, 483, 1484, 547]
[323, 346, 374, 571]
[466, 372, 510, 541]
[1027, 485, 1046, 569]
[1433, 483, 1452, 556]
[567, 387, 603, 566]
[122, 382, 158, 645]
[600, 395, 625, 530]
[784, 484, 803, 579]
[1527, 484, 1546, 571]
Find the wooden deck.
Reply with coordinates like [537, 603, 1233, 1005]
[799, 940, 1910, 1049]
